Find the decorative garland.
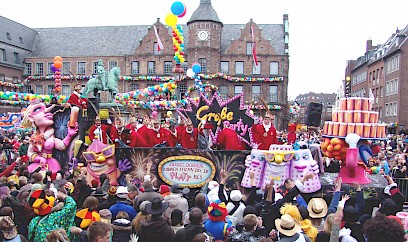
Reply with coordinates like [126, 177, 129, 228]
[0, 81, 24, 89]
[0, 91, 68, 105]
[25, 73, 284, 83]
[117, 97, 200, 110]
[184, 83, 218, 97]
[115, 81, 177, 102]
[247, 104, 282, 110]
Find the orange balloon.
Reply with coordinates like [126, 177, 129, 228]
[54, 56, 63, 62]
[54, 60, 62, 69]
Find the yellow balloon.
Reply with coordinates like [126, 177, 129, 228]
[165, 13, 178, 27]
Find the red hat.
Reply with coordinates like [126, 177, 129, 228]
[159, 185, 170, 194]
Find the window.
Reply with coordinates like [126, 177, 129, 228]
[36, 63, 44, 75]
[379, 107, 382, 120]
[13, 52, 20, 64]
[380, 86, 383, 97]
[47, 85, 54, 95]
[93, 62, 99, 74]
[220, 61, 229, 74]
[394, 102, 398, 116]
[24, 63, 32, 75]
[0, 74, 4, 82]
[269, 85, 278, 102]
[253, 62, 261, 75]
[181, 62, 188, 72]
[108, 61, 117, 71]
[36, 85, 43, 95]
[63, 62, 71, 74]
[77, 62, 86, 74]
[251, 85, 261, 102]
[153, 42, 162, 55]
[164, 61, 173, 75]
[270, 62, 279, 75]
[234, 85, 243, 95]
[131, 61, 140, 74]
[19, 37, 24, 44]
[178, 84, 187, 99]
[129, 84, 140, 91]
[327, 107, 332, 113]
[219, 85, 229, 100]
[386, 55, 400, 74]
[198, 58, 207, 73]
[6, 33, 11, 40]
[246, 42, 253, 55]
[148, 61, 156, 74]
[12, 76, 18, 84]
[1, 49, 6, 61]
[62, 85, 70, 96]
[235, 61, 244, 75]
[23, 85, 32, 93]
[47, 62, 53, 75]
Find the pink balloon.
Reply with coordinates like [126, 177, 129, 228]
[178, 5, 187, 18]
[152, 111, 158, 118]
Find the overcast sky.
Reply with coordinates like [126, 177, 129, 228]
[1, 0, 406, 99]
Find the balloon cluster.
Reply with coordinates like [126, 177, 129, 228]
[51, 56, 63, 94]
[0, 81, 24, 89]
[185, 83, 218, 98]
[185, 63, 209, 95]
[115, 80, 177, 102]
[165, 1, 187, 64]
[320, 138, 348, 161]
[289, 102, 300, 117]
[172, 26, 185, 63]
[119, 98, 198, 110]
[0, 91, 68, 104]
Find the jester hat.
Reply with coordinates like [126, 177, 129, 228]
[28, 189, 55, 216]
[207, 200, 228, 222]
[75, 208, 101, 229]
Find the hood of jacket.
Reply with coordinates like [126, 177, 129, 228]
[112, 219, 132, 231]
[184, 223, 206, 234]
[165, 193, 184, 208]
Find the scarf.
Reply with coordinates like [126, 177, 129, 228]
[263, 123, 271, 132]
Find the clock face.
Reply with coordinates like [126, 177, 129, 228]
[198, 31, 209, 40]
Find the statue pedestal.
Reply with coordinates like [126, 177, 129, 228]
[99, 91, 111, 103]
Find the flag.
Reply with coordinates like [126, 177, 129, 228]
[251, 24, 258, 66]
[153, 25, 164, 51]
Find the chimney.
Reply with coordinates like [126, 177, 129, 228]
[366, 39, 373, 52]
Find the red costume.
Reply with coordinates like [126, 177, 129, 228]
[129, 131, 149, 147]
[137, 125, 152, 147]
[178, 127, 199, 149]
[166, 129, 178, 147]
[149, 128, 172, 147]
[287, 123, 297, 145]
[252, 123, 277, 150]
[67, 91, 87, 109]
[110, 126, 130, 147]
[89, 124, 109, 144]
[217, 128, 246, 150]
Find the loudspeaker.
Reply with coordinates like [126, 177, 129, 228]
[306, 102, 323, 127]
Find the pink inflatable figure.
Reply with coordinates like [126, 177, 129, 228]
[263, 150, 294, 191]
[241, 149, 266, 188]
[290, 149, 321, 193]
[23, 100, 78, 173]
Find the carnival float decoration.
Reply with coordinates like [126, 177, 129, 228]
[321, 96, 385, 184]
[22, 100, 79, 173]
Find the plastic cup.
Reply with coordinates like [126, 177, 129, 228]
[69, 106, 80, 128]
[338, 111, 344, 123]
[362, 111, 370, 123]
[369, 112, 378, 123]
[353, 111, 362, 123]
[354, 98, 362, 110]
[340, 98, 347, 110]
[363, 124, 371, 138]
[370, 124, 377, 138]
[333, 122, 339, 136]
[347, 123, 355, 134]
[323, 122, 329, 134]
[347, 98, 355, 110]
[344, 111, 354, 123]
[362, 98, 369, 111]
[355, 123, 364, 137]
[327, 122, 333, 135]
[339, 123, 347, 137]
[332, 112, 338, 122]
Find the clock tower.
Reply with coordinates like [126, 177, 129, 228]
[187, 0, 223, 74]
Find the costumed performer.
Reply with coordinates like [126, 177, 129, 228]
[178, 118, 199, 149]
[252, 112, 277, 150]
[287, 123, 297, 145]
[67, 83, 87, 109]
[148, 115, 171, 147]
[89, 116, 109, 144]
[217, 124, 246, 150]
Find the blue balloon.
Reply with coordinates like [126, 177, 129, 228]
[171, 1, 185, 16]
[192, 64, 201, 73]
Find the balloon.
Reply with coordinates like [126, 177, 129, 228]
[186, 68, 195, 78]
[53, 56, 63, 62]
[171, 1, 185, 16]
[192, 63, 201, 73]
[165, 13, 178, 27]
[167, 111, 173, 117]
[54, 61, 62, 69]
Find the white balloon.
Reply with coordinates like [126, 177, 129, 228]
[186, 68, 195, 78]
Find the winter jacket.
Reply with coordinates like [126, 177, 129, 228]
[111, 218, 132, 242]
[134, 189, 163, 212]
[174, 223, 206, 242]
[204, 219, 233, 241]
[163, 193, 189, 221]
[138, 217, 174, 242]
[109, 201, 137, 221]
[226, 230, 265, 242]
[277, 233, 312, 242]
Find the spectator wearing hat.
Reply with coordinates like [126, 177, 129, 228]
[109, 186, 136, 221]
[134, 180, 163, 212]
[226, 190, 246, 225]
[0, 216, 27, 242]
[174, 208, 206, 242]
[92, 188, 109, 210]
[163, 183, 189, 222]
[275, 214, 311, 242]
[308, 198, 328, 231]
[204, 201, 234, 241]
[111, 211, 132, 242]
[131, 201, 151, 236]
[280, 203, 318, 242]
[138, 197, 174, 242]
[226, 214, 265, 241]
[71, 196, 101, 241]
[99, 209, 112, 224]
[159, 185, 171, 197]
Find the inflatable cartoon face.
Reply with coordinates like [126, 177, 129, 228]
[241, 149, 266, 188]
[263, 151, 294, 190]
[290, 149, 321, 193]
